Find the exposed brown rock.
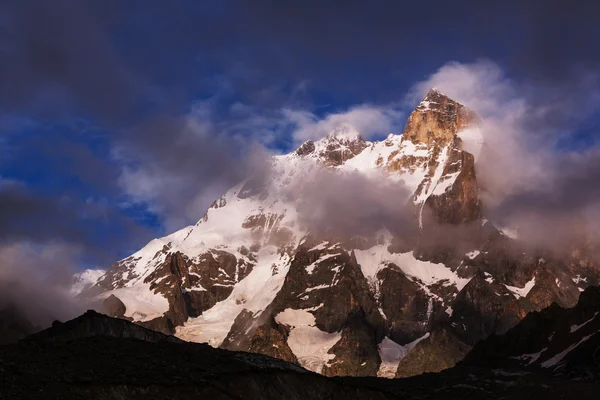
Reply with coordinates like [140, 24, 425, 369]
[395, 326, 471, 378]
[295, 140, 315, 156]
[425, 143, 481, 225]
[402, 88, 479, 146]
[321, 310, 381, 377]
[248, 318, 298, 364]
[316, 132, 368, 166]
[376, 265, 430, 344]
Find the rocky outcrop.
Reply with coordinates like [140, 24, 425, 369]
[101, 295, 126, 318]
[424, 143, 481, 225]
[376, 265, 431, 344]
[321, 309, 381, 377]
[247, 317, 299, 364]
[395, 326, 471, 378]
[313, 127, 369, 166]
[402, 88, 479, 145]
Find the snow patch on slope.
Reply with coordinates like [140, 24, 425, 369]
[355, 240, 470, 291]
[98, 283, 169, 322]
[466, 250, 480, 260]
[414, 143, 451, 228]
[176, 246, 291, 347]
[570, 312, 599, 333]
[505, 277, 536, 299]
[275, 308, 342, 373]
[513, 348, 547, 365]
[377, 333, 430, 378]
[541, 333, 597, 368]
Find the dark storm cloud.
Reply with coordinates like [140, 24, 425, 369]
[511, 0, 600, 82]
[0, 0, 140, 120]
[2, 0, 599, 115]
[0, 180, 151, 264]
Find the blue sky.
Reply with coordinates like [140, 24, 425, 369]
[1, 0, 599, 270]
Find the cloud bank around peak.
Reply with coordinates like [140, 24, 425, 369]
[412, 59, 600, 250]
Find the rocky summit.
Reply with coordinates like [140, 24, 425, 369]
[75, 89, 599, 378]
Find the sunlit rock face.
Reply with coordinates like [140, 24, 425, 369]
[402, 88, 479, 145]
[77, 89, 599, 378]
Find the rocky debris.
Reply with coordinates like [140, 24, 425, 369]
[0, 311, 398, 400]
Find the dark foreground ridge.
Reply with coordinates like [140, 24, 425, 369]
[1, 308, 599, 399]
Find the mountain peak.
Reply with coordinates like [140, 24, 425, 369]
[425, 87, 445, 97]
[293, 123, 367, 165]
[402, 88, 478, 145]
[324, 123, 363, 142]
[416, 87, 460, 112]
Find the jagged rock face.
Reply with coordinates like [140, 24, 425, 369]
[402, 88, 479, 145]
[395, 326, 471, 378]
[376, 264, 433, 344]
[78, 89, 600, 378]
[423, 144, 480, 225]
[247, 318, 298, 364]
[309, 125, 369, 166]
[462, 286, 600, 373]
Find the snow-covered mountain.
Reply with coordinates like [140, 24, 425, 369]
[79, 89, 600, 378]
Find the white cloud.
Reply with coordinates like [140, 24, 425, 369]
[284, 104, 403, 144]
[114, 93, 405, 231]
